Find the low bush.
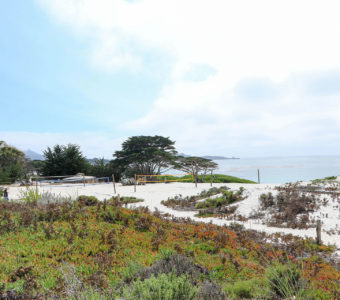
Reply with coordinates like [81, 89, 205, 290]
[224, 278, 264, 299]
[135, 254, 209, 283]
[19, 187, 41, 204]
[39, 191, 73, 204]
[122, 271, 198, 300]
[109, 196, 144, 205]
[259, 192, 275, 209]
[77, 195, 99, 206]
[197, 280, 226, 300]
[122, 262, 143, 283]
[266, 263, 306, 299]
[162, 186, 230, 209]
[195, 188, 245, 209]
[257, 185, 319, 229]
[134, 214, 153, 231]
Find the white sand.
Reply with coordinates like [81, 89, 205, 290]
[6, 182, 340, 254]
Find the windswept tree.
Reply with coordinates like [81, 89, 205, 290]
[173, 156, 218, 183]
[113, 136, 177, 177]
[42, 144, 89, 176]
[0, 141, 26, 183]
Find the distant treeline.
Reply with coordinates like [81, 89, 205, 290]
[1, 136, 252, 184]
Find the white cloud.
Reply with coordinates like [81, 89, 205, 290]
[36, 0, 340, 156]
[0, 131, 124, 158]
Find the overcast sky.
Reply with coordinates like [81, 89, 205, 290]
[1, 0, 340, 158]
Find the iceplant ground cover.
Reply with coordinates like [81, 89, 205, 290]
[8, 179, 340, 255]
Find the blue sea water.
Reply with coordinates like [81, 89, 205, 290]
[214, 156, 340, 184]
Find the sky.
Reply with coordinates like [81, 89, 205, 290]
[1, 0, 340, 158]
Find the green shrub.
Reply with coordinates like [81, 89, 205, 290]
[266, 263, 306, 298]
[66, 288, 111, 300]
[109, 196, 144, 205]
[201, 174, 255, 184]
[122, 262, 143, 283]
[153, 174, 255, 184]
[19, 187, 41, 204]
[158, 248, 175, 260]
[259, 192, 275, 209]
[224, 278, 265, 299]
[122, 271, 198, 300]
[324, 176, 337, 180]
[195, 188, 245, 209]
[77, 195, 99, 206]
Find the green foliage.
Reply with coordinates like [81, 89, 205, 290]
[172, 156, 218, 182]
[0, 141, 26, 183]
[324, 176, 337, 180]
[266, 263, 306, 299]
[0, 196, 338, 298]
[42, 144, 89, 176]
[31, 160, 45, 175]
[77, 195, 99, 206]
[201, 174, 255, 184]
[113, 135, 177, 177]
[161, 186, 230, 208]
[157, 248, 175, 260]
[195, 188, 245, 209]
[311, 175, 338, 184]
[66, 288, 112, 300]
[88, 158, 114, 179]
[122, 262, 144, 283]
[120, 196, 144, 204]
[158, 174, 255, 184]
[19, 187, 41, 204]
[224, 278, 265, 299]
[122, 271, 198, 300]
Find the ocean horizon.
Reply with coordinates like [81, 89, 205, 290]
[213, 155, 340, 184]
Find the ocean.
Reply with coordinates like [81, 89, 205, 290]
[213, 156, 340, 184]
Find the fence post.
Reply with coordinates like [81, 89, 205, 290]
[195, 174, 197, 188]
[316, 220, 322, 245]
[210, 170, 213, 187]
[112, 174, 116, 194]
[83, 175, 85, 187]
[257, 169, 260, 184]
[134, 174, 137, 192]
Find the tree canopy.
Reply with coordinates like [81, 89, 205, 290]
[42, 144, 89, 176]
[0, 141, 26, 183]
[113, 136, 177, 176]
[173, 156, 218, 182]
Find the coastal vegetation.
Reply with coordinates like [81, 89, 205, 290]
[0, 136, 255, 185]
[172, 156, 218, 183]
[113, 135, 177, 178]
[161, 186, 231, 209]
[41, 144, 89, 176]
[0, 192, 339, 299]
[249, 183, 340, 229]
[162, 186, 247, 218]
[0, 141, 26, 184]
[153, 174, 255, 184]
[195, 188, 245, 210]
